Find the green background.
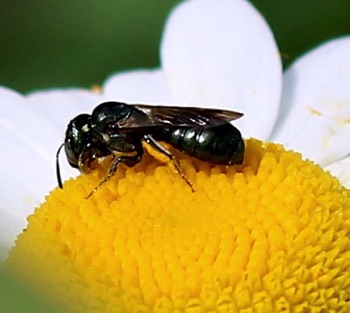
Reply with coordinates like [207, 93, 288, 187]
[0, 0, 349, 93]
[0, 1, 350, 312]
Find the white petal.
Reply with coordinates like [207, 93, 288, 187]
[103, 69, 172, 104]
[1, 87, 100, 256]
[27, 88, 101, 126]
[0, 87, 57, 255]
[271, 37, 350, 166]
[0, 208, 26, 262]
[325, 157, 350, 188]
[161, 0, 282, 139]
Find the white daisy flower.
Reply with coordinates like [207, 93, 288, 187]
[1, 0, 349, 262]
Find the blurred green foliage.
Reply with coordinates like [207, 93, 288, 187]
[0, 269, 62, 312]
[0, 0, 349, 93]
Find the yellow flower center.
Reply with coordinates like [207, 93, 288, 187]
[5, 139, 350, 312]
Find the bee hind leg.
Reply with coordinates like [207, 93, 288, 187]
[143, 134, 194, 192]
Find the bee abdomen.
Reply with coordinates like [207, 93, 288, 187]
[164, 123, 244, 165]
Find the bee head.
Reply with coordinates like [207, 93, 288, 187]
[56, 114, 92, 188]
[64, 114, 92, 169]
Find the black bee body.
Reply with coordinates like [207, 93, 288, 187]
[57, 101, 244, 196]
[159, 123, 244, 165]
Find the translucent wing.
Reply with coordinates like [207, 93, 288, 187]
[117, 104, 243, 130]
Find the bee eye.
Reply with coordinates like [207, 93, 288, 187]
[64, 138, 79, 168]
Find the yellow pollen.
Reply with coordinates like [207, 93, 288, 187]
[4, 139, 350, 312]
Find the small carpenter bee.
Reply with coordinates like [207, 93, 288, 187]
[56, 101, 244, 197]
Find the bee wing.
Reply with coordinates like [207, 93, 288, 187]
[118, 104, 243, 130]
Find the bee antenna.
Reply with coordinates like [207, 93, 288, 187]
[56, 143, 65, 189]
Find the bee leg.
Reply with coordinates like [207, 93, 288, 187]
[78, 146, 95, 174]
[86, 147, 143, 199]
[143, 135, 194, 192]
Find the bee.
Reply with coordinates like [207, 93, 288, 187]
[56, 101, 244, 197]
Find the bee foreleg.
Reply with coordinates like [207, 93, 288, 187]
[86, 146, 143, 198]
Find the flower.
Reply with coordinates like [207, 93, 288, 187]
[5, 139, 350, 312]
[1, 0, 350, 310]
